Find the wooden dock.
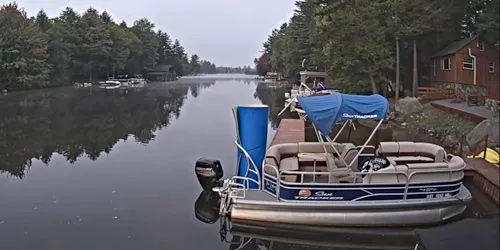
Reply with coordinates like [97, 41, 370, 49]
[271, 119, 305, 146]
[465, 158, 500, 204]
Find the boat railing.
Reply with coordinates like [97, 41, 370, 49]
[234, 140, 261, 189]
[262, 163, 465, 201]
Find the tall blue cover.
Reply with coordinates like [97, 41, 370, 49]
[233, 105, 269, 189]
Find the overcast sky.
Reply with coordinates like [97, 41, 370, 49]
[13, 0, 296, 67]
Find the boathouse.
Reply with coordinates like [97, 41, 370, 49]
[430, 35, 499, 107]
[146, 65, 176, 81]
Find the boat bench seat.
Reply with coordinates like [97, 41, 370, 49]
[363, 155, 465, 184]
[263, 142, 359, 183]
[298, 142, 359, 170]
[264, 143, 300, 182]
[376, 141, 447, 165]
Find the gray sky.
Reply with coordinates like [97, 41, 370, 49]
[14, 0, 296, 67]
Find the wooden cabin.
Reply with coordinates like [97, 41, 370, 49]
[146, 65, 177, 81]
[430, 35, 499, 106]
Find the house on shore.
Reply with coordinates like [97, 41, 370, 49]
[146, 65, 176, 81]
[430, 35, 499, 108]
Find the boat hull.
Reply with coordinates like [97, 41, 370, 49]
[229, 185, 471, 227]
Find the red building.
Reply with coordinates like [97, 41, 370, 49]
[431, 35, 499, 105]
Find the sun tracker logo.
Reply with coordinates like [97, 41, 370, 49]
[342, 113, 378, 119]
[298, 189, 311, 197]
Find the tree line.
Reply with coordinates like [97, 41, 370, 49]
[0, 3, 220, 91]
[255, 0, 499, 96]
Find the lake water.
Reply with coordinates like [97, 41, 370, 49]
[0, 75, 496, 250]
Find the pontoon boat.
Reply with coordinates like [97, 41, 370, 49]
[279, 70, 338, 116]
[195, 93, 471, 227]
[99, 80, 121, 89]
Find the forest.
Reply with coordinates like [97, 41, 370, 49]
[255, 0, 499, 95]
[0, 3, 239, 91]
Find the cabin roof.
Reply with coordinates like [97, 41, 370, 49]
[432, 35, 479, 58]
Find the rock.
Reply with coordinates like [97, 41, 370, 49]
[466, 119, 491, 146]
[401, 122, 407, 126]
[489, 119, 499, 146]
[395, 97, 424, 115]
[444, 134, 458, 148]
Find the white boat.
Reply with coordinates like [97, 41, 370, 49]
[279, 70, 339, 116]
[129, 78, 147, 88]
[99, 80, 121, 89]
[194, 93, 471, 227]
[264, 72, 285, 83]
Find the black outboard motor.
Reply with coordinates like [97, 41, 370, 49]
[194, 190, 221, 224]
[195, 157, 224, 190]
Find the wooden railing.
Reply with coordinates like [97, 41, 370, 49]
[417, 87, 454, 100]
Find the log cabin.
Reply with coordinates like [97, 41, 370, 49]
[431, 35, 499, 108]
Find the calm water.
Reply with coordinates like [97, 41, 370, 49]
[0, 75, 287, 250]
[0, 75, 496, 250]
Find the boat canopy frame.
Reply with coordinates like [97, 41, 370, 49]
[296, 93, 389, 168]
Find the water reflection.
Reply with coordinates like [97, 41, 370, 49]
[224, 223, 417, 250]
[0, 81, 215, 178]
[253, 82, 297, 129]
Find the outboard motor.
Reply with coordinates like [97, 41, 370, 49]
[195, 157, 224, 190]
[194, 190, 221, 224]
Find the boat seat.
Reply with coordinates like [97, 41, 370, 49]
[386, 156, 434, 166]
[363, 154, 465, 184]
[405, 155, 465, 183]
[264, 143, 299, 182]
[376, 141, 447, 163]
[279, 157, 299, 182]
[335, 146, 359, 171]
[298, 142, 356, 169]
[363, 165, 409, 184]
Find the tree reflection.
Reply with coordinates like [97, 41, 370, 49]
[253, 82, 297, 129]
[0, 82, 214, 178]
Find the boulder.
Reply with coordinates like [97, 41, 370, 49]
[465, 119, 499, 147]
[395, 97, 424, 115]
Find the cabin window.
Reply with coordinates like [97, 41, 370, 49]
[477, 41, 484, 51]
[489, 62, 495, 73]
[463, 58, 474, 70]
[441, 57, 451, 70]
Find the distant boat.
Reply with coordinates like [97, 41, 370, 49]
[129, 77, 147, 88]
[264, 72, 286, 83]
[99, 80, 121, 89]
[74, 82, 93, 88]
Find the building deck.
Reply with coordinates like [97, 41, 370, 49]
[431, 99, 498, 123]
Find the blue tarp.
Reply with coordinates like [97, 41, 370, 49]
[297, 93, 389, 135]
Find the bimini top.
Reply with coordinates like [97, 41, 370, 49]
[297, 93, 389, 135]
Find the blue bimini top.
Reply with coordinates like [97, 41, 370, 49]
[297, 93, 389, 135]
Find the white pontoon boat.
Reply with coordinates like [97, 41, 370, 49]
[195, 93, 471, 227]
[279, 70, 338, 116]
[98, 80, 121, 89]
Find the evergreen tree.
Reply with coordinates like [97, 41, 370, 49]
[0, 3, 50, 90]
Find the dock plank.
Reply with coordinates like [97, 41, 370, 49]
[271, 119, 305, 146]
